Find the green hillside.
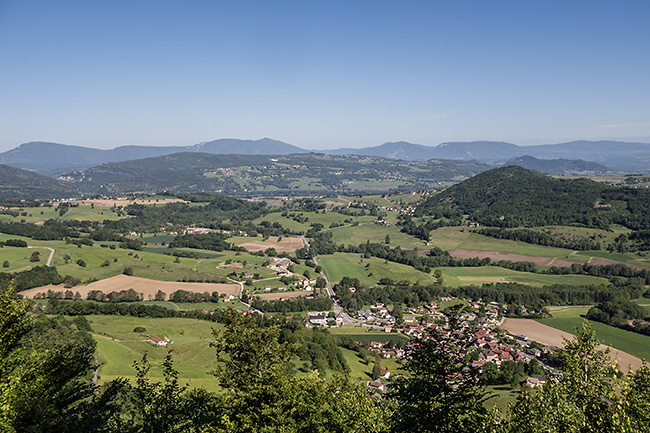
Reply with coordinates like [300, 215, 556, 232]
[416, 166, 650, 230]
[0, 164, 80, 199]
[64, 152, 489, 197]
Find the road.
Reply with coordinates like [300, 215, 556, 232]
[300, 236, 366, 326]
[27, 246, 55, 266]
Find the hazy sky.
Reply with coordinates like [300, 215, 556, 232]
[1, 1, 649, 152]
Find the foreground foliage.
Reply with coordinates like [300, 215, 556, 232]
[2, 281, 650, 432]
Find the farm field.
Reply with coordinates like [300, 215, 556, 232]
[535, 307, 650, 364]
[502, 317, 643, 373]
[89, 315, 222, 391]
[327, 223, 426, 249]
[319, 253, 438, 286]
[429, 226, 650, 269]
[439, 266, 610, 288]
[20, 274, 240, 299]
[233, 235, 304, 252]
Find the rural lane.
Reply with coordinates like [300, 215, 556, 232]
[27, 246, 55, 266]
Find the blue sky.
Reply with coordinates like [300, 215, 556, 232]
[0, 1, 649, 151]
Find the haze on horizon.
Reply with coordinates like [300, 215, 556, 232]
[0, 1, 649, 152]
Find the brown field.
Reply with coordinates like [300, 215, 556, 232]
[251, 290, 310, 301]
[501, 318, 643, 372]
[588, 257, 646, 270]
[74, 198, 186, 207]
[457, 276, 506, 283]
[239, 236, 304, 252]
[20, 275, 240, 299]
[448, 249, 576, 268]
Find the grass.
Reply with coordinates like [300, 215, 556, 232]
[439, 266, 610, 288]
[538, 307, 650, 361]
[89, 315, 222, 391]
[327, 223, 426, 249]
[319, 253, 439, 286]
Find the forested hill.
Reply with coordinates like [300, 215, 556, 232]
[0, 164, 80, 199]
[59, 152, 489, 197]
[415, 166, 650, 229]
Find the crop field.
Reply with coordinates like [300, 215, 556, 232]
[88, 315, 222, 390]
[234, 235, 304, 252]
[536, 307, 650, 363]
[439, 267, 610, 287]
[20, 274, 240, 299]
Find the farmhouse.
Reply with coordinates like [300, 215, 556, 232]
[149, 336, 168, 347]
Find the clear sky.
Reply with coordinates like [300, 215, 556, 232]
[1, 0, 649, 152]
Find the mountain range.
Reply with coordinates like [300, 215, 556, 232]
[1, 138, 649, 177]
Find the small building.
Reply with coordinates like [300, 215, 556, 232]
[308, 315, 328, 326]
[150, 336, 168, 347]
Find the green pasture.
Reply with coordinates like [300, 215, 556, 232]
[254, 211, 376, 234]
[0, 245, 40, 272]
[0, 206, 60, 223]
[538, 307, 650, 361]
[327, 223, 426, 249]
[60, 206, 124, 222]
[13, 239, 227, 283]
[339, 347, 406, 381]
[89, 315, 222, 391]
[319, 253, 438, 286]
[574, 250, 650, 267]
[439, 266, 610, 288]
[458, 232, 578, 259]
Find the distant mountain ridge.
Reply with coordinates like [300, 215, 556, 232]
[0, 138, 303, 176]
[1, 138, 649, 176]
[503, 155, 611, 175]
[0, 164, 81, 199]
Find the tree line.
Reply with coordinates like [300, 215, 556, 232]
[3, 283, 650, 432]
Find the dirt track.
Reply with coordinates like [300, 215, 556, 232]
[448, 249, 576, 267]
[501, 318, 643, 372]
[239, 236, 304, 252]
[20, 275, 240, 299]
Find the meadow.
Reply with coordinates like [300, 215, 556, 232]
[318, 253, 439, 286]
[89, 315, 223, 390]
[440, 266, 610, 288]
[538, 307, 650, 361]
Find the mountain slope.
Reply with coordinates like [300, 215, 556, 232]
[415, 165, 650, 228]
[60, 153, 490, 197]
[0, 164, 81, 199]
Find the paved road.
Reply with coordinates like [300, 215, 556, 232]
[27, 246, 55, 266]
